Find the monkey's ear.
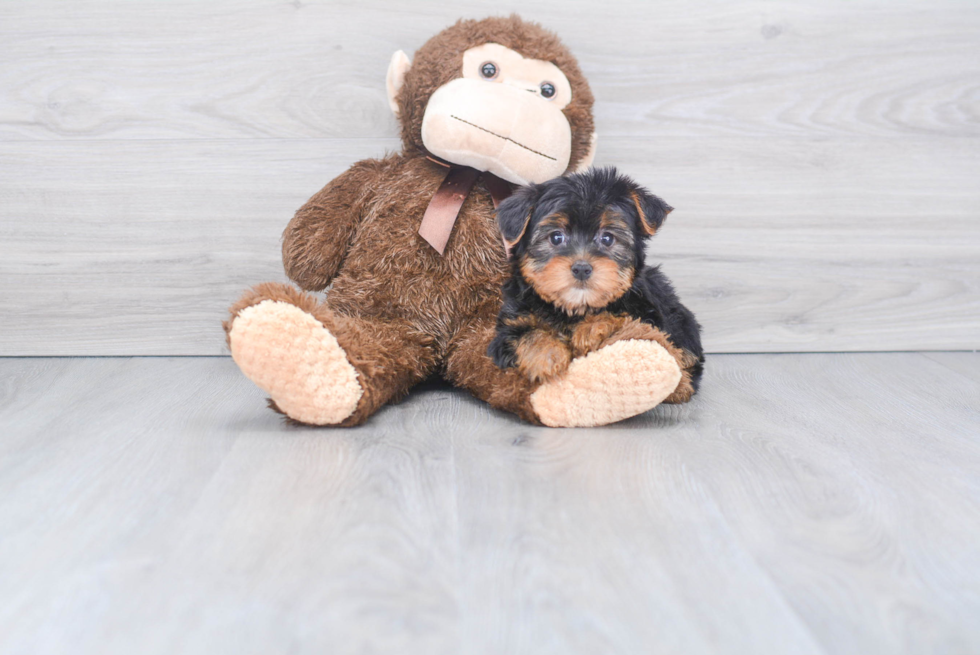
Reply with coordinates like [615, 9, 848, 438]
[571, 132, 597, 174]
[386, 50, 412, 116]
[629, 188, 673, 236]
[497, 187, 537, 249]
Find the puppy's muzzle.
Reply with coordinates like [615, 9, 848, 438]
[571, 260, 593, 281]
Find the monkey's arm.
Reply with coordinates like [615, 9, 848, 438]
[281, 159, 384, 292]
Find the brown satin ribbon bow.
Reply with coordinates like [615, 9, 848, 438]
[418, 160, 514, 255]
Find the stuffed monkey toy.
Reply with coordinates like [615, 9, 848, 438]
[224, 16, 686, 427]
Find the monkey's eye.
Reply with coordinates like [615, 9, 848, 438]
[480, 62, 498, 79]
[599, 232, 615, 247]
[549, 230, 565, 246]
[540, 82, 556, 99]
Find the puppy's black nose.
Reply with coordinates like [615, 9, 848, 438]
[571, 260, 593, 281]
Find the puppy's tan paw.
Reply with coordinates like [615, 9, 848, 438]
[515, 330, 572, 384]
[570, 313, 631, 357]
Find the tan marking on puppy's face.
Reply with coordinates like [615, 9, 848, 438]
[539, 212, 569, 231]
[520, 254, 634, 316]
[521, 254, 576, 308]
[599, 209, 617, 231]
[584, 258, 634, 307]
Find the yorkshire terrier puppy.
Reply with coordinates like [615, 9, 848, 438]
[488, 167, 703, 404]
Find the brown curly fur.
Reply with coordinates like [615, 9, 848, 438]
[224, 16, 594, 425]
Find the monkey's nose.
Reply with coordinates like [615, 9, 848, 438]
[571, 260, 593, 281]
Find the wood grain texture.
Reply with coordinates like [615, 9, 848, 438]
[1, 1, 977, 140]
[0, 353, 978, 653]
[0, 136, 977, 355]
[0, 0, 978, 355]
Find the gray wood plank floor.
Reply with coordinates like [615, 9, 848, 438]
[2, 1, 979, 355]
[1, 354, 978, 654]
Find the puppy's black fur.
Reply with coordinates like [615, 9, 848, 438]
[488, 167, 704, 394]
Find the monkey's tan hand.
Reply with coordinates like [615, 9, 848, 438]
[514, 329, 572, 384]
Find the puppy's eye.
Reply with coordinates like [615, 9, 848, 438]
[549, 230, 565, 246]
[540, 82, 556, 99]
[599, 232, 615, 247]
[480, 62, 498, 79]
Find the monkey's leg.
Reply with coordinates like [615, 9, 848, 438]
[225, 283, 437, 426]
[445, 311, 683, 428]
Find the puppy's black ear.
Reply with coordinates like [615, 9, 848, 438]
[629, 187, 673, 236]
[496, 185, 537, 249]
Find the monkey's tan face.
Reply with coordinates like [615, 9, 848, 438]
[420, 43, 573, 185]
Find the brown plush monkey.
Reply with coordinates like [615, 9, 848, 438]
[225, 16, 685, 427]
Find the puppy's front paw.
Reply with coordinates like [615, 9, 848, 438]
[571, 313, 632, 357]
[515, 330, 572, 383]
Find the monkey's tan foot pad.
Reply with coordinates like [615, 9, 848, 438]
[228, 300, 363, 425]
[530, 339, 682, 428]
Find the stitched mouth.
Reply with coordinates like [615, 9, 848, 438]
[450, 115, 557, 161]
